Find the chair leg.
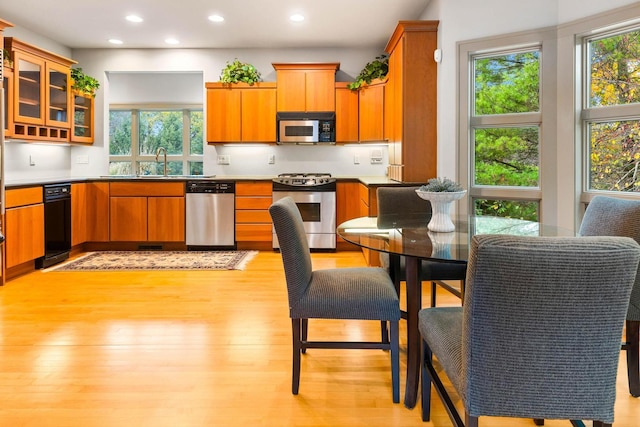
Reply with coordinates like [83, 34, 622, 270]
[291, 318, 302, 395]
[430, 281, 437, 307]
[626, 319, 640, 397]
[301, 318, 308, 354]
[465, 413, 479, 427]
[381, 321, 389, 344]
[390, 320, 400, 403]
[421, 340, 433, 422]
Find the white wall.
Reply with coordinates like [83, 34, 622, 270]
[70, 47, 389, 178]
[6, 0, 640, 182]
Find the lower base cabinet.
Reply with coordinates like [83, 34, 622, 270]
[109, 182, 185, 242]
[5, 187, 45, 269]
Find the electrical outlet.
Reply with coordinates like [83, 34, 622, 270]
[29, 155, 36, 166]
[217, 154, 230, 165]
[354, 154, 360, 164]
[76, 154, 89, 164]
[268, 154, 275, 164]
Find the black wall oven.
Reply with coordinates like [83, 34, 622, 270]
[37, 183, 71, 269]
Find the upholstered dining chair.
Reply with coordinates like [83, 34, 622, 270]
[419, 234, 640, 427]
[579, 195, 640, 397]
[269, 196, 401, 403]
[377, 186, 467, 310]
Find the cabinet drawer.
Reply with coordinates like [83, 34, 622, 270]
[5, 186, 43, 208]
[235, 182, 272, 196]
[110, 182, 184, 197]
[236, 210, 271, 224]
[235, 224, 272, 241]
[236, 197, 272, 210]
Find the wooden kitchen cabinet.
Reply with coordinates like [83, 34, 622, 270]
[335, 83, 359, 142]
[110, 196, 147, 241]
[71, 183, 87, 246]
[336, 181, 361, 248]
[2, 66, 13, 138]
[148, 197, 185, 241]
[4, 37, 75, 142]
[70, 90, 94, 143]
[358, 183, 380, 267]
[4, 186, 45, 269]
[358, 79, 385, 142]
[205, 82, 276, 143]
[109, 182, 185, 242]
[86, 182, 110, 242]
[273, 63, 339, 112]
[235, 181, 272, 244]
[384, 21, 438, 182]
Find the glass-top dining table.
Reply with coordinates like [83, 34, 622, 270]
[337, 213, 576, 408]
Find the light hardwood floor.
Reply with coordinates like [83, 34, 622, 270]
[0, 250, 638, 426]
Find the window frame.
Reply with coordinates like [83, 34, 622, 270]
[458, 28, 557, 223]
[579, 24, 640, 197]
[108, 104, 203, 176]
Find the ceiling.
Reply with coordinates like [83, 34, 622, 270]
[0, 1, 430, 50]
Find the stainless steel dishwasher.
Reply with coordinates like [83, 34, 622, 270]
[185, 181, 235, 249]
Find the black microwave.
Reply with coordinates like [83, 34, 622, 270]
[276, 112, 336, 144]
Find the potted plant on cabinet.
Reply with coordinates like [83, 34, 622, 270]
[219, 59, 262, 85]
[71, 67, 100, 97]
[2, 48, 12, 68]
[347, 54, 388, 90]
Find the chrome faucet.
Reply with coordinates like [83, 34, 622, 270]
[155, 147, 167, 176]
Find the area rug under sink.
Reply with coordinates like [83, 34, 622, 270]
[46, 250, 258, 271]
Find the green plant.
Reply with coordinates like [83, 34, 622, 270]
[347, 54, 389, 90]
[219, 59, 261, 85]
[419, 177, 464, 193]
[2, 48, 12, 67]
[71, 67, 100, 97]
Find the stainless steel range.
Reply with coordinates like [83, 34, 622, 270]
[272, 173, 337, 250]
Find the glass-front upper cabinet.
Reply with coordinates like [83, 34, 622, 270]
[46, 62, 71, 128]
[5, 37, 75, 134]
[71, 91, 94, 143]
[2, 66, 13, 137]
[13, 50, 45, 125]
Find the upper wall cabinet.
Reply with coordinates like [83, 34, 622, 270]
[384, 21, 438, 183]
[205, 82, 277, 143]
[4, 37, 76, 142]
[335, 82, 359, 142]
[273, 63, 339, 112]
[2, 65, 13, 138]
[358, 78, 386, 142]
[70, 90, 94, 144]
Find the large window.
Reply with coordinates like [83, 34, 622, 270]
[109, 107, 203, 176]
[583, 27, 640, 193]
[468, 48, 542, 220]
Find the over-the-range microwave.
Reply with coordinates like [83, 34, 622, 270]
[276, 112, 336, 144]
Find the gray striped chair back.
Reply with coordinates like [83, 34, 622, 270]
[579, 195, 640, 321]
[269, 197, 313, 312]
[461, 234, 639, 421]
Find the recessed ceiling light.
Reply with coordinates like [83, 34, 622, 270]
[108, 39, 123, 45]
[290, 14, 305, 22]
[208, 15, 224, 23]
[126, 15, 143, 23]
[165, 38, 180, 45]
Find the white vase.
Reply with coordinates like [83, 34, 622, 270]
[415, 190, 467, 232]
